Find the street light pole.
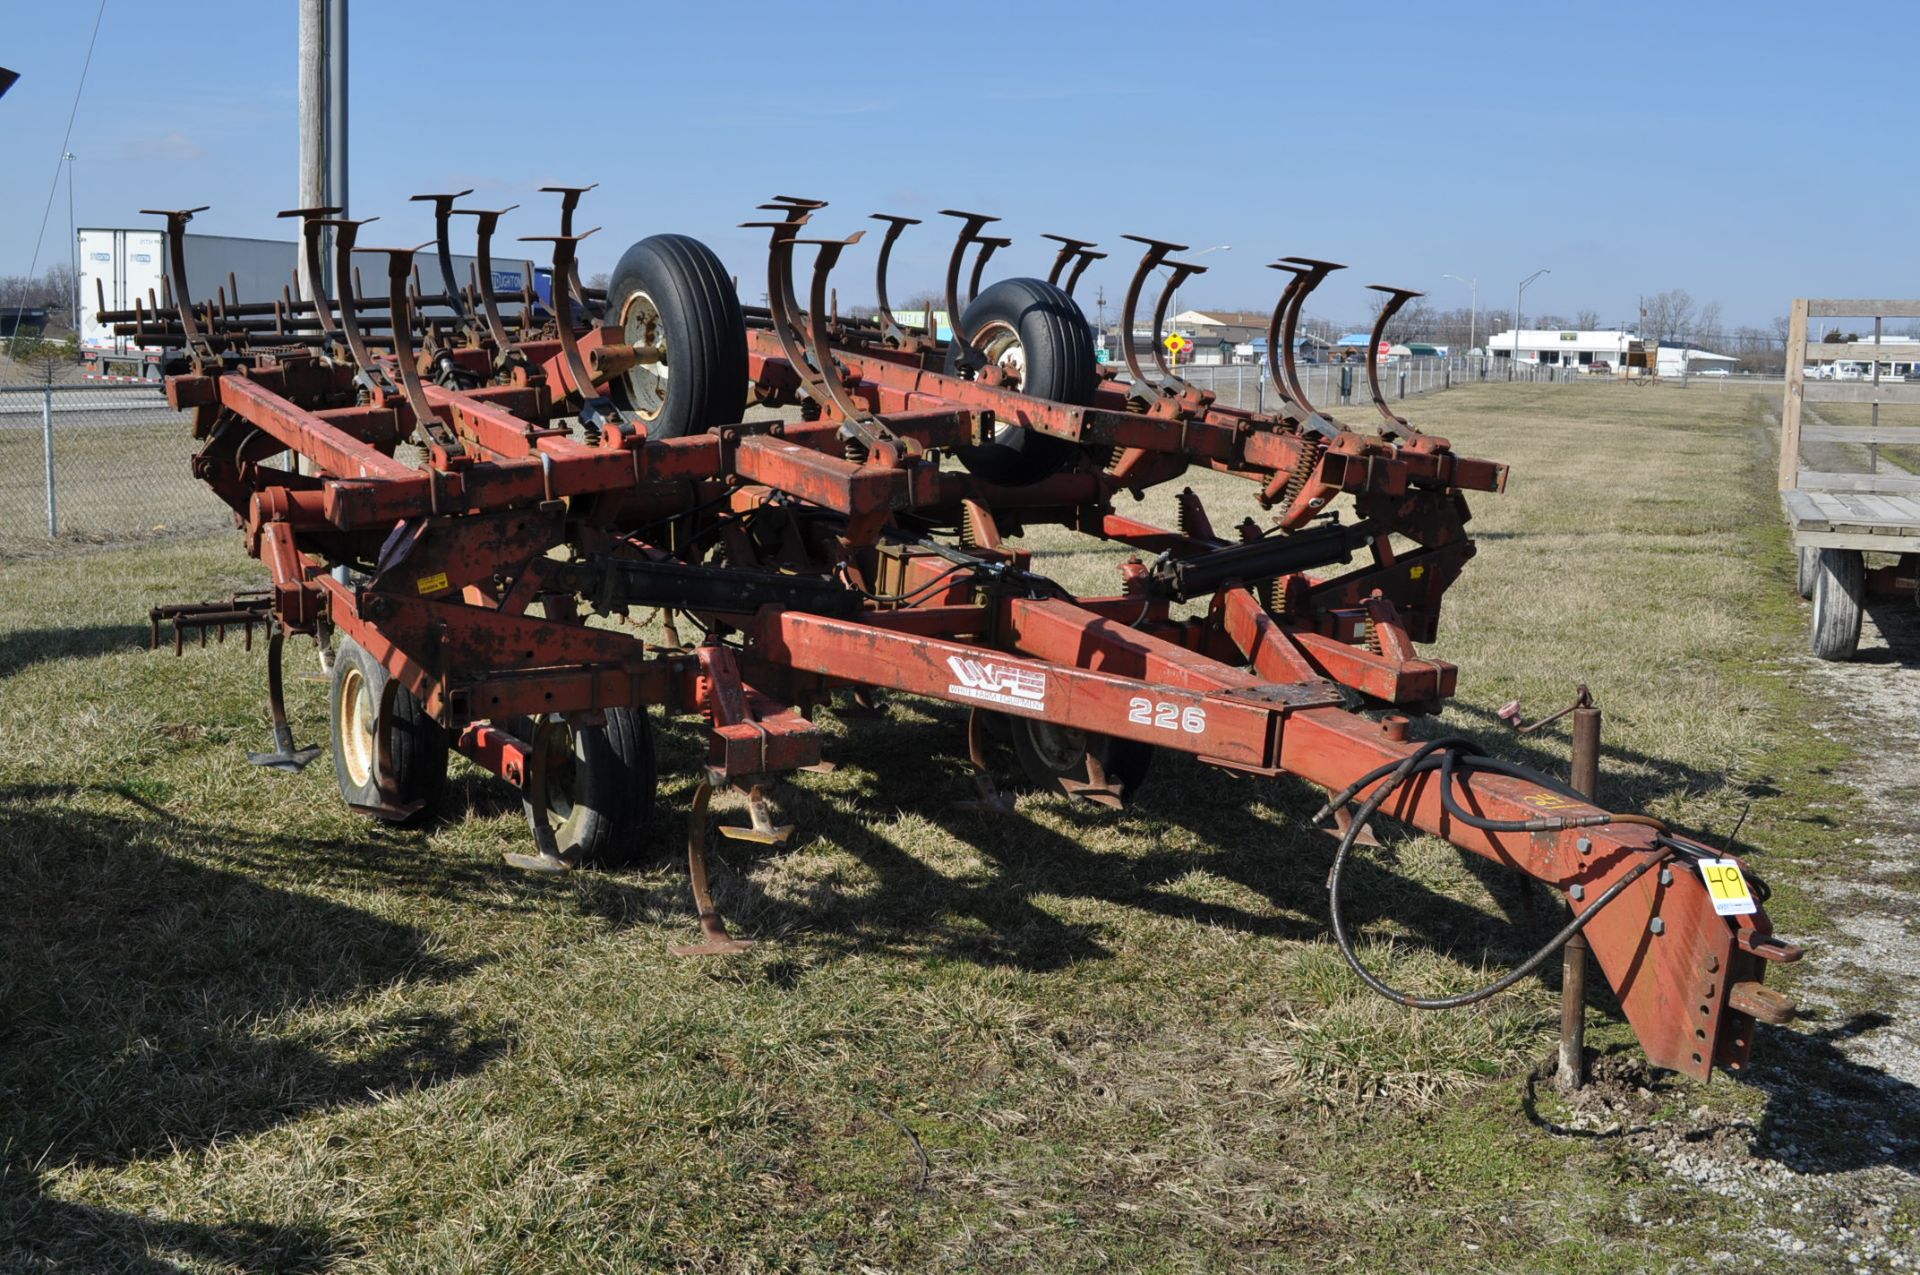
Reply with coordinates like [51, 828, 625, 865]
[1513, 268, 1549, 380]
[1169, 244, 1231, 334]
[1443, 272, 1477, 361]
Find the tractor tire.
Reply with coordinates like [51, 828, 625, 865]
[1796, 547, 1816, 600]
[605, 234, 747, 439]
[1809, 547, 1865, 661]
[329, 636, 448, 824]
[948, 277, 1097, 486]
[1009, 716, 1154, 807]
[517, 708, 658, 869]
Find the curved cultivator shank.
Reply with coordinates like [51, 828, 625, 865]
[113, 185, 1803, 1085]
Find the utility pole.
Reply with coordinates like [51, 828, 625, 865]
[297, 0, 347, 301]
[64, 152, 77, 333]
[327, 0, 348, 254]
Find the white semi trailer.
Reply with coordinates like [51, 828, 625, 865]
[77, 227, 524, 378]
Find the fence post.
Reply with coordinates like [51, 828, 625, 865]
[41, 382, 58, 537]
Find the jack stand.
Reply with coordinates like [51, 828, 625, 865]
[1556, 689, 1601, 1093]
[673, 781, 756, 956]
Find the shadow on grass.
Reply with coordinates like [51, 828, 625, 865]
[0, 622, 150, 678]
[0, 783, 511, 1273]
[1852, 595, 1920, 669]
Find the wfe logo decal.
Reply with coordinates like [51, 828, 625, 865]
[945, 656, 1047, 712]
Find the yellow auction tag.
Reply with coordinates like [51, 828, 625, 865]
[1698, 858, 1757, 917]
[417, 571, 451, 596]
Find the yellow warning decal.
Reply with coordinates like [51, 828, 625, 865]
[417, 571, 451, 595]
[1521, 791, 1584, 810]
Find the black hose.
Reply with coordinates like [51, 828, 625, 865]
[1319, 736, 1673, 1010]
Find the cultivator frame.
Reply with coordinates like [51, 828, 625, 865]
[111, 189, 1801, 1081]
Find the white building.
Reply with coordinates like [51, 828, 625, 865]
[1803, 333, 1920, 381]
[1484, 328, 1733, 375]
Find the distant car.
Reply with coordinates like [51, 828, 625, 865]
[1695, 368, 1730, 377]
[1588, 361, 1611, 374]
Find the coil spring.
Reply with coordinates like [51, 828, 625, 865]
[1277, 437, 1326, 516]
[800, 397, 823, 422]
[1263, 575, 1286, 615]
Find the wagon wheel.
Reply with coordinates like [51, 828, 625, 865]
[329, 636, 447, 824]
[514, 708, 659, 869]
[948, 277, 1098, 486]
[1008, 716, 1154, 809]
[604, 234, 747, 438]
[1809, 547, 1864, 662]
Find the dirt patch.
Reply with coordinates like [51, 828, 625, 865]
[1791, 598, 1920, 1084]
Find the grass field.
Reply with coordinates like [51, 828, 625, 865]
[2, 382, 1915, 1272]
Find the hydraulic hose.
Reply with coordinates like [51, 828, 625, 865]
[1314, 734, 1695, 1011]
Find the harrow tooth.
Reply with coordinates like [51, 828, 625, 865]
[952, 707, 1016, 814]
[673, 782, 756, 957]
[243, 628, 323, 773]
[356, 239, 468, 456]
[710, 782, 796, 848]
[869, 213, 923, 345]
[538, 184, 600, 319]
[408, 190, 476, 319]
[452, 204, 523, 360]
[966, 235, 1012, 305]
[139, 206, 217, 367]
[1041, 233, 1098, 288]
[1115, 234, 1192, 402]
[1063, 247, 1105, 299]
[938, 209, 1002, 373]
[1267, 257, 1345, 425]
[1362, 284, 1426, 438]
[519, 228, 624, 438]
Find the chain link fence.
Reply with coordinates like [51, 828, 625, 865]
[1168, 355, 1586, 412]
[0, 380, 224, 556]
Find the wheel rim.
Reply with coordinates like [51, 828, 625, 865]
[339, 665, 375, 788]
[971, 319, 1027, 391]
[618, 290, 670, 421]
[1024, 719, 1087, 774]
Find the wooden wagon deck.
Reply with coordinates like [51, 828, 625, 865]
[1783, 488, 1920, 554]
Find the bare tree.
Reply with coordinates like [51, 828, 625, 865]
[1695, 300, 1723, 349]
[1641, 289, 1696, 344]
[1574, 308, 1601, 330]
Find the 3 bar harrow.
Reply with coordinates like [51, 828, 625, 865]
[106, 187, 1802, 1080]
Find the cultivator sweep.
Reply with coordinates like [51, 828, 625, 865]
[108, 188, 1801, 1081]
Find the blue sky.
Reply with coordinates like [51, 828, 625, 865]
[1, 1, 1910, 331]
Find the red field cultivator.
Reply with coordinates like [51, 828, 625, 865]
[114, 189, 1800, 1080]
